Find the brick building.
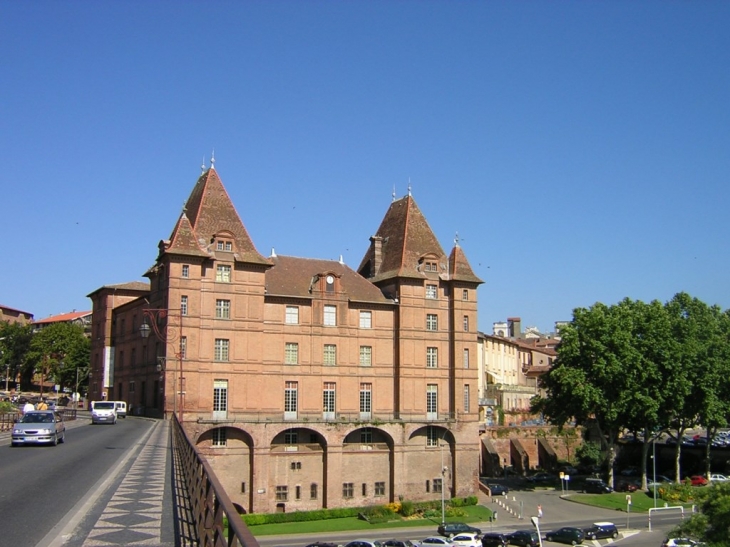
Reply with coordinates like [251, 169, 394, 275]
[88, 165, 483, 513]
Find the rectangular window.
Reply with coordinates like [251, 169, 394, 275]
[212, 428, 227, 447]
[426, 426, 439, 447]
[285, 381, 298, 418]
[285, 306, 299, 325]
[182, 264, 189, 278]
[275, 486, 288, 501]
[323, 344, 337, 366]
[216, 264, 231, 283]
[215, 299, 230, 319]
[217, 241, 224, 251]
[214, 339, 229, 361]
[359, 346, 372, 367]
[130, 348, 136, 367]
[464, 384, 470, 413]
[295, 485, 301, 500]
[375, 482, 385, 496]
[360, 383, 372, 417]
[285, 343, 299, 365]
[359, 310, 372, 329]
[426, 480, 430, 493]
[213, 380, 228, 419]
[361, 428, 372, 444]
[433, 478, 443, 493]
[310, 483, 318, 500]
[462, 289, 469, 301]
[324, 305, 337, 326]
[362, 483, 367, 496]
[342, 483, 354, 498]
[179, 336, 187, 359]
[426, 284, 437, 299]
[323, 382, 336, 418]
[463, 315, 469, 332]
[181, 295, 188, 316]
[129, 381, 135, 393]
[426, 313, 438, 331]
[285, 431, 298, 445]
[426, 347, 438, 368]
[463, 348, 469, 369]
[426, 385, 438, 420]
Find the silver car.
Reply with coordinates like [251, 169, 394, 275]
[11, 411, 66, 446]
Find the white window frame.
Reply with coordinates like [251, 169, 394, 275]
[213, 380, 228, 420]
[426, 347, 438, 368]
[182, 264, 189, 278]
[181, 295, 188, 316]
[285, 306, 299, 325]
[426, 313, 438, 331]
[360, 382, 372, 419]
[216, 299, 231, 319]
[284, 381, 298, 420]
[359, 346, 372, 367]
[426, 284, 437, 299]
[324, 305, 337, 326]
[212, 427, 227, 447]
[285, 343, 299, 365]
[216, 264, 232, 283]
[426, 385, 438, 420]
[463, 348, 469, 369]
[463, 315, 469, 332]
[323, 382, 336, 420]
[359, 310, 372, 329]
[214, 339, 229, 362]
[463, 384, 470, 413]
[323, 344, 337, 366]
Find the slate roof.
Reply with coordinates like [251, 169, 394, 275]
[87, 281, 150, 298]
[163, 167, 270, 266]
[266, 255, 393, 304]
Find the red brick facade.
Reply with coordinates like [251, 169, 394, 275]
[88, 167, 483, 513]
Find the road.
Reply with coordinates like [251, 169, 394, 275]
[255, 488, 689, 547]
[0, 417, 154, 547]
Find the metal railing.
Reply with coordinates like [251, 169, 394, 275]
[172, 414, 261, 547]
[0, 407, 77, 431]
[195, 410, 458, 424]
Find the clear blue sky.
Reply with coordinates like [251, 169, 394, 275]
[2, 1, 728, 333]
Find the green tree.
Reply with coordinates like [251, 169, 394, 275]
[670, 482, 730, 544]
[532, 298, 672, 488]
[26, 323, 89, 398]
[0, 322, 33, 391]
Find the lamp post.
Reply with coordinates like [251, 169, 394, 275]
[139, 308, 184, 422]
[441, 442, 447, 526]
[652, 438, 657, 508]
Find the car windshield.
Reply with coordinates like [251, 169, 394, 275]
[21, 413, 54, 423]
[94, 402, 115, 409]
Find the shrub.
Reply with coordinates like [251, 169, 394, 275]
[400, 500, 415, 516]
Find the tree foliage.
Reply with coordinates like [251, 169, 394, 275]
[26, 322, 90, 395]
[0, 322, 33, 389]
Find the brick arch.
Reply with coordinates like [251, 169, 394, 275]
[407, 425, 455, 500]
[269, 426, 327, 449]
[343, 426, 394, 449]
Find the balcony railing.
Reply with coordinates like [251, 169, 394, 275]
[196, 411, 458, 425]
[172, 414, 260, 547]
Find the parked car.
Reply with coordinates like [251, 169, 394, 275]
[481, 534, 509, 547]
[583, 522, 619, 540]
[615, 479, 639, 492]
[661, 539, 703, 547]
[487, 483, 509, 496]
[525, 472, 556, 484]
[709, 474, 729, 482]
[544, 527, 585, 545]
[11, 410, 66, 446]
[382, 541, 414, 547]
[450, 534, 480, 547]
[506, 530, 539, 547]
[344, 541, 383, 547]
[582, 478, 613, 494]
[559, 465, 579, 476]
[306, 543, 339, 547]
[687, 475, 708, 486]
[438, 523, 481, 537]
[647, 475, 674, 488]
[419, 537, 454, 547]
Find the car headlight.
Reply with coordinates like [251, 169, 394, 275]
[13, 428, 21, 434]
[38, 429, 52, 434]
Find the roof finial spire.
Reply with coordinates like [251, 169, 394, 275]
[182, 200, 187, 215]
[454, 231, 460, 246]
[201, 156, 206, 174]
[210, 149, 216, 169]
[392, 185, 396, 202]
[408, 178, 412, 197]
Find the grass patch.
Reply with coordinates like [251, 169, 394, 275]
[246, 505, 493, 536]
[567, 491, 694, 513]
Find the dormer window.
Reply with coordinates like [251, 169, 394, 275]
[424, 261, 437, 272]
[216, 240, 233, 252]
[325, 274, 335, 293]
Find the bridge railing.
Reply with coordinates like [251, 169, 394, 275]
[171, 414, 261, 547]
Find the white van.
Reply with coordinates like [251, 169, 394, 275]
[113, 401, 127, 418]
[91, 401, 117, 424]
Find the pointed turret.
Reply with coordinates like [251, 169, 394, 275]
[160, 168, 270, 266]
[448, 244, 483, 284]
[358, 195, 447, 282]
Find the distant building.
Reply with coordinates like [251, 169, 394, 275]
[0, 304, 33, 325]
[88, 165, 483, 513]
[33, 310, 93, 335]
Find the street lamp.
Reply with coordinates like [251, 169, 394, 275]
[139, 308, 184, 422]
[441, 442, 447, 526]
